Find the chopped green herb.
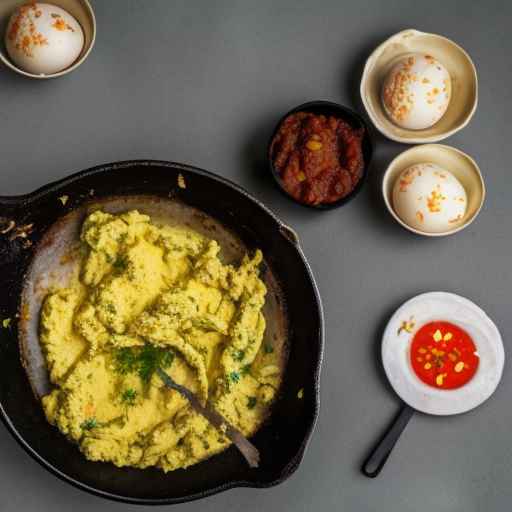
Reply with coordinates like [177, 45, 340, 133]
[115, 347, 138, 375]
[232, 349, 245, 361]
[2, 318, 11, 329]
[80, 418, 98, 430]
[114, 344, 175, 384]
[297, 388, 304, 399]
[121, 388, 138, 406]
[105, 302, 117, 315]
[160, 349, 175, 369]
[138, 344, 174, 382]
[117, 232, 128, 244]
[112, 255, 128, 272]
[228, 371, 240, 384]
[240, 364, 251, 376]
[264, 343, 274, 354]
[247, 396, 257, 409]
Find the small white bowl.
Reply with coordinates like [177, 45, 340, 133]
[382, 144, 485, 237]
[360, 29, 478, 144]
[0, 0, 96, 79]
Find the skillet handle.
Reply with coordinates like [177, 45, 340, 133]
[279, 223, 300, 245]
[0, 197, 31, 263]
[362, 404, 415, 478]
[0, 199, 18, 242]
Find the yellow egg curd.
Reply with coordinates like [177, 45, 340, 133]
[39, 209, 281, 472]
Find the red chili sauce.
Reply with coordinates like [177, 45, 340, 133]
[410, 321, 479, 390]
[270, 112, 364, 205]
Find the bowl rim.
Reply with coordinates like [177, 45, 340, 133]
[360, 28, 478, 144]
[267, 100, 373, 210]
[0, 0, 96, 79]
[381, 144, 486, 237]
[0, 159, 325, 505]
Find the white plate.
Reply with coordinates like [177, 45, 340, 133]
[382, 292, 504, 415]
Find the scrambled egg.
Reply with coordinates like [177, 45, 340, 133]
[39, 210, 281, 472]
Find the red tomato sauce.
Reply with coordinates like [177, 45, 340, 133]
[270, 112, 364, 205]
[410, 321, 479, 389]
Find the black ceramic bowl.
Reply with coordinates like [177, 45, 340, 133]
[268, 100, 373, 210]
[0, 161, 324, 505]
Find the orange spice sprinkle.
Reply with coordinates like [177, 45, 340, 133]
[35, 34, 48, 46]
[427, 189, 444, 213]
[8, 4, 49, 57]
[398, 168, 418, 192]
[53, 18, 67, 31]
[22, 35, 31, 51]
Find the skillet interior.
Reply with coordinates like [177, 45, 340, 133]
[20, 195, 289, 400]
[0, 161, 324, 505]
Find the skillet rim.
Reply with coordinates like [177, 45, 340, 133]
[0, 159, 325, 505]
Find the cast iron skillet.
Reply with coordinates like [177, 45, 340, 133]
[0, 160, 324, 505]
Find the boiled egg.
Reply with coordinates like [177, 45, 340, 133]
[5, 3, 84, 75]
[392, 163, 467, 233]
[382, 53, 451, 130]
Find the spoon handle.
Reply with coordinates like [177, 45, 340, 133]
[156, 368, 260, 468]
[362, 404, 415, 478]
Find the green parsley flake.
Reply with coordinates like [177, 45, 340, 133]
[247, 396, 257, 409]
[121, 389, 138, 406]
[114, 344, 175, 384]
[228, 371, 240, 384]
[80, 418, 98, 430]
[232, 349, 245, 361]
[112, 255, 128, 272]
[2, 318, 11, 329]
[297, 388, 304, 399]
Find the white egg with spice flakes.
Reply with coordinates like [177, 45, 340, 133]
[5, 3, 84, 75]
[392, 163, 467, 233]
[382, 53, 451, 130]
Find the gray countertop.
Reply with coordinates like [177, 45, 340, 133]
[1, 1, 511, 511]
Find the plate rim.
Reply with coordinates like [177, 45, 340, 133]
[381, 291, 504, 416]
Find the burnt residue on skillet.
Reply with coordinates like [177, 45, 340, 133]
[0, 161, 324, 505]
